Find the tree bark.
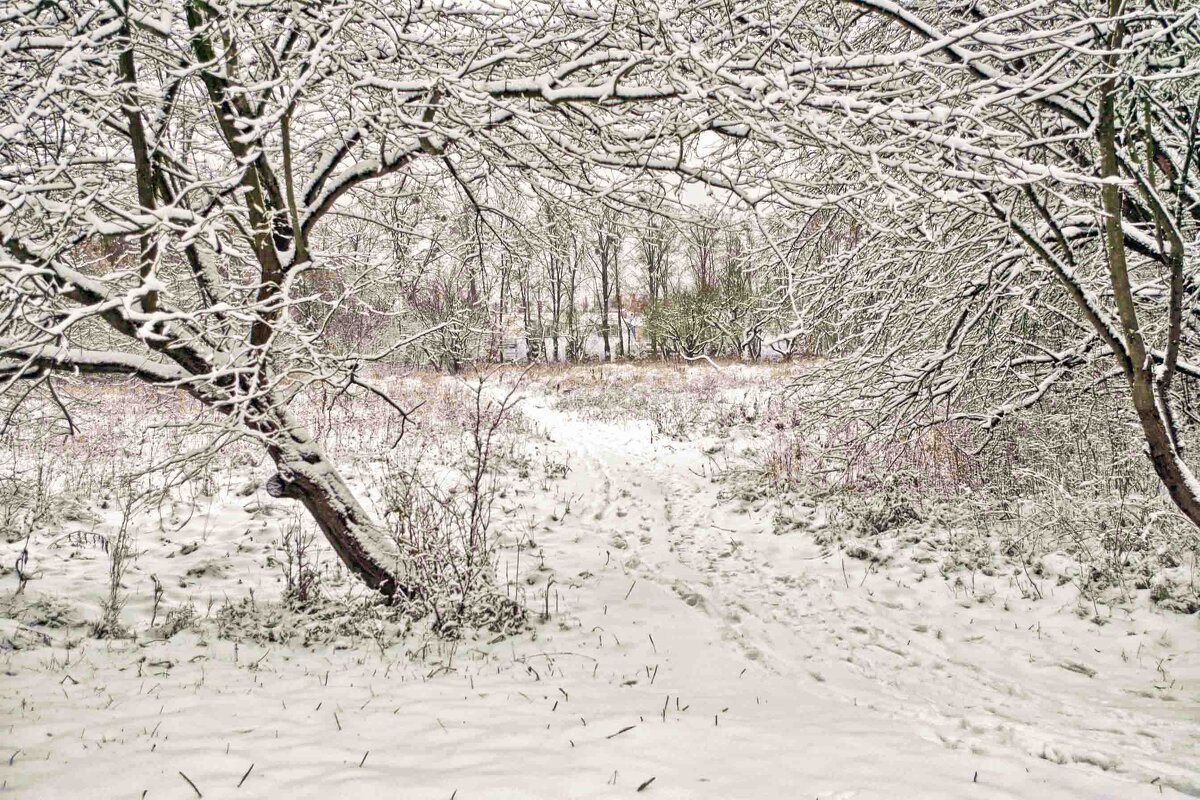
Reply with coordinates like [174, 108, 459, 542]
[263, 408, 409, 598]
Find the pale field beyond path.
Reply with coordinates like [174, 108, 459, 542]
[3, 381, 1198, 799]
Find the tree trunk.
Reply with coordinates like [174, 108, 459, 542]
[536, 297, 545, 363]
[614, 256, 625, 358]
[263, 408, 408, 597]
[495, 260, 509, 363]
[598, 226, 613, 362]
[600, 284, 611, 360]
[1096, 28, 1200, 528]
[1134, 399, 1200, 525]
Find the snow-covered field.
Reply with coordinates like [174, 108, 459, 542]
[2, 364, 1197, 798]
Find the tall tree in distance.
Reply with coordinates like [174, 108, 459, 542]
[593, 206, 621, 362]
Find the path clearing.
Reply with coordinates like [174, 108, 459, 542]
[1, 386, 1196, 799]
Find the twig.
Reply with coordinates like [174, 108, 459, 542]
[681, 355, 724, 370]
[179, 771, 202, 798]
[606, 725, 636, 739]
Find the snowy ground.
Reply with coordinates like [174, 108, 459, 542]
[2, 366, 1198, 798]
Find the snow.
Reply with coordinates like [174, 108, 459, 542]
[2, 370, 1197, 798]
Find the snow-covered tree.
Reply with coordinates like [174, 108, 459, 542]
[0, 0, 776, 594]
[720, 0, 1200, 525]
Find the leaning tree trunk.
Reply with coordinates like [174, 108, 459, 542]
[1095, 41, 1200, 529]
[1132, 389, 1200, 526]
[262, 407, 409, 597]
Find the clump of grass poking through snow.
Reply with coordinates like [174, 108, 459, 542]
[374, 370, 530, 639]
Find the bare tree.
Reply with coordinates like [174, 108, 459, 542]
[538, 201, 574, 362]
[592, 207, 622, 361]
[639, 211, 675, 358]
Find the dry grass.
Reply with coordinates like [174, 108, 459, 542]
[0, 365, 538, 646]
[3, 360, 1197, 639]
